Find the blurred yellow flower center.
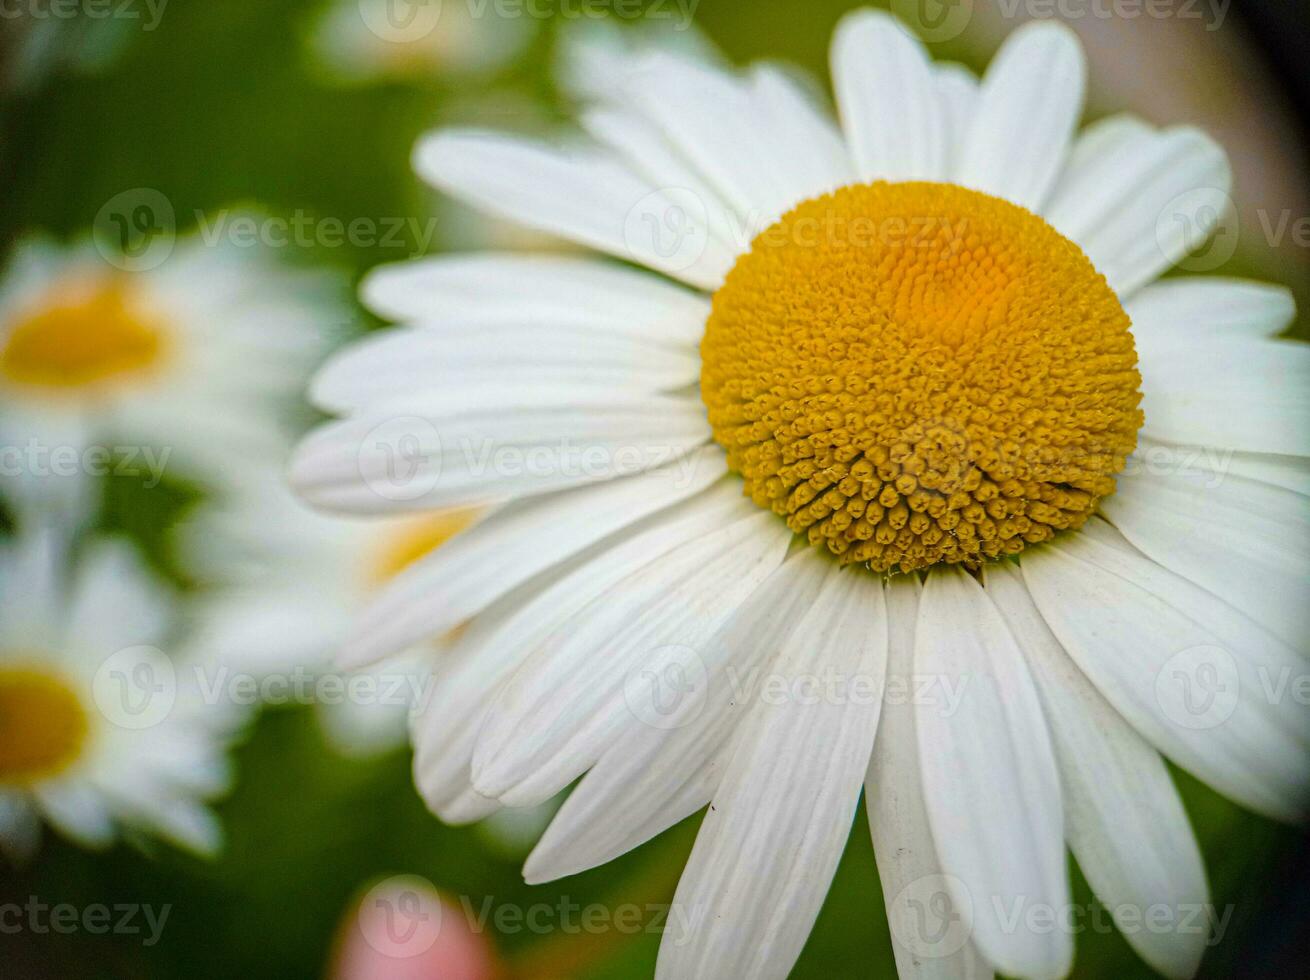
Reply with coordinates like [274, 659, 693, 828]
[0, 277, 168, 391]
[366, 509, 479, 588]
[701, 182, 1142, 574]
[0, 665, 90, 784]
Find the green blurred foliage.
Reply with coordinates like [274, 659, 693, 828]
[0, 1, 1303, 977]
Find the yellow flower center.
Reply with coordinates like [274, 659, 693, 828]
[0, 276, 169, 392]
[0, 665, 91, 784]
[365, 508, 480, 588]
[701, 182, 1142, 574]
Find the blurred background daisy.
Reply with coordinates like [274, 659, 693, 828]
[1, 1, 1308, 979]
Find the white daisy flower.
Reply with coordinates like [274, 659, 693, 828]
[290, 11, 1310, 980]
[306, 0, 536, 84]
[0, 521, 233, 863]
[178, 469, 480, 755]
[0, 229, 343, 509]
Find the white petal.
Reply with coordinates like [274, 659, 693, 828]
[555, 16, 724, 105]
[332, 447, 729, 667]
[987, 563, 1209, 980]
[1222, 450, 1310, 496]
[830, 9, 947, 182]
[290, 394, 712, 514]
[413, 129, 734, 289]
[360, 254, 710, 347]
[1138, 339, 1310, 456]
[915, 565, 1070, 980]
[866, 576, 994, 979]
[311, 322, 699, 415]
[655, 565, 887, 980]
[1044, 124, 1231, 297]
[472, 510, 792, 807]
[936, 63, 978, 175]
[579, 107, 745, 255]
[1049, 113, 1151, 196]
[525, 548, 833, 883]
[955, 21, 1085, 210]
[1130, 437, 1310, 497]
[1103, 466, 1309, 650]
[1127, 278, 1295, 357]
[411, 480, 751, 813]
[618, 52, 805, 226]
[748, 64, 854, 197]
[436, 787, 501, 825]
[32, 780, 115, 849]
[66, 539, 171, 655]
[0, 522, 66, 649]
[1022, 518, 1310, 822]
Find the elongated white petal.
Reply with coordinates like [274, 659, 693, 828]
[579, 107, 745, 255]
[748, 64, 854, 197]
[311, 323, 699, 414]
[916, 566, 1070, 980]
[331, 448, 728, 667]
[1127, 278, 1295, 357]
[290, 394, 711, 513]
[655, 565, 888, 980]
[619, 53, 801, 227]
[414, 130, 734, 289]
[936, 63, 978, 174]
[472, 511, 792, 806]
[1022, 518, 1310, 822]
[0, 523, 66, 650]
[436, 787, 501, 825]
[987, 564, 1209, 980]
[559, 27, 775, 252]
[1223, 450, 1310, 496]
[831, 9, 947, 182]
[1103, 466, 1309, 650]
[360, 254, 710, 348]
[32, 781, 115, 849]
[412, 481, 752, 813]
[1129, 438, 1310, 497]
[1049, 113, 1151, 197]
[1044, 124, 1231, 297]
[66, 540, 171, 655]
[525, 548, 833, 883]
[955, 21, 1085, 210]
[554, 16, 724, 105]
[1138, 339, 1310, 456]
[866, 576, 993, 979]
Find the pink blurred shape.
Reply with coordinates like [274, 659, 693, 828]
[331, 875, 501, 980]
